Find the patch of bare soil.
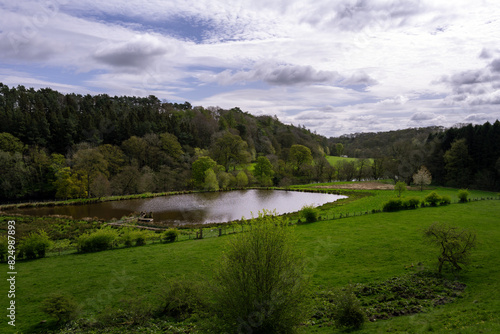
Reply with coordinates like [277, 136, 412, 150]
[315, 182, 396, 190]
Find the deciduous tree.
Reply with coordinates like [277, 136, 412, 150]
[413, 165, 432, 191]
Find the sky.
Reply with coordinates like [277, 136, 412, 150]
[1, 0, 500, 138]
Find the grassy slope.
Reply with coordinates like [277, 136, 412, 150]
[0, 190, 499, 333]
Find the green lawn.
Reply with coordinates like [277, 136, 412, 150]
[325, 155, 373, 166]
[0, 188, 499, 333]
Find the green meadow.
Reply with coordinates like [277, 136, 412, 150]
[0, 185, 499, 333]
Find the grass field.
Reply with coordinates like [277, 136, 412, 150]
[0, 185, 499, 333]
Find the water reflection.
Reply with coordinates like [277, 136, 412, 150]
[10, 190, 346, 225]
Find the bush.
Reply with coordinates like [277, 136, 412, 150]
[440, 195, 451, 206]
[158, 277, 209, 319]
[300, 204, 320, 223]
[424, 191, 442, 207]
[404, 197, 421, 209]
[332, 285, 366, 330]
[458, 189, 469, 203]
[41, 293, 78, 324]
[18, 230, 52, 259]
[162, 229, 179, 243]
[77, 228, 118, 253]
[213, 211, 310, 333]
[383, 198, 404, 212]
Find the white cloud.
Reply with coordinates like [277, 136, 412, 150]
[1, 0, 500, 137]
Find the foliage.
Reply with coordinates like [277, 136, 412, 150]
[162, 229, 179, 243]
[458, 189, 469, 203]
[289, 144, 313, 174]
[404, 197, 421, 209]
[440, 195, 451, 205]
[253, 156, 274, 186]
[18, 230, 52, 259]
[158, 277, 209, 319]
[444, 138, 473, 188]
[0, 132, 24, 153]
[424, 191, 442, 206]
[383, 198, 404, 212]
[192, 157, 217, 188]
[77, 227, 118, 253]
[213, 211, 310, 333]
[236, 170, 249, 187]
[300, 205, 320, 223]
[41, 293, 79, 324]
[394, 181, 407, 197]
[423, 222, 477, 273]
[331, 285, 366, 330]
[204, 168, 219, 191]
[413, 165, 432, 190]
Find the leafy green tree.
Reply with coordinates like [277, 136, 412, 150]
[213, 211, 310, 333]
[18, 230, 52, 259]
[90, 173, 111, 198]
[210, 132, 251, 172]
[204, 168, 219, 191]
[160, 132, 184, 160]
[72, 148, 109, 198]
[97, 144, 126, 175]
[110, 166, 141, 195]
[0, 132, 24, 153]
[394, 181, 407, 197]
[192, 156, 217, 188]
[236, 170, 249, 187]
[253, 156, 274, 186]
[444, 139, 472, 188]
[121, 136, 147, 166]
[335, 143, 344, 156]
[413, 165, 432, 191]
[423, 222, 477, 273]
[289, 144, 313, 174]
[53, 167, 87, 199]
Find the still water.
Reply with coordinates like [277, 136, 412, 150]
[10, 190, 346, 225]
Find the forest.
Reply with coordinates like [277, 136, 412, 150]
[1, 82, 499, 202]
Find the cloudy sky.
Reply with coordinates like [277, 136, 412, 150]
[1, 0, 500, 137]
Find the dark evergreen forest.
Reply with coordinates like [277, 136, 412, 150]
[0, 83, 499, 202]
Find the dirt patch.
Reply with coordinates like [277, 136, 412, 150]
[314, 182, 396, 190]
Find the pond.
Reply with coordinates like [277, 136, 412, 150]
[9, 190, 347, 225]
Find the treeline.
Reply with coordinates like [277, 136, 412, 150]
[0, 83, 332, 201]
[329, 121, 500, 191]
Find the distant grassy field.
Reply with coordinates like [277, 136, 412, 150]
[0, 186, 498, 333]
[325, 155, 373, 165]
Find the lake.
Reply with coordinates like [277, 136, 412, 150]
[9, 190, 347, 225]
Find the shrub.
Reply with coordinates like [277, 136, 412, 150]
[41, 293, 78, 324]
[440, 195, 451, 206]
[162, 229, 179, 243]
[300, 204, 320, 223]
[458, 189, 469, 203]
[404, 197, 421, 209]
[18, 230, 52, 259]
[77, 228, 118, 253]
[394, 181, 407, 197]
[213, 211, 310, 333]
[332, 285, 366, 330]
[158, 277, 209, 319]
[424, 191, 442, 207]
[383, 198, 404, 212]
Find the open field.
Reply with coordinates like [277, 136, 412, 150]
[0, 184, 499, 333]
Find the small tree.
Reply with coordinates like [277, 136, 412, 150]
[413, 165, 432, 191]
[332, 285, 366, 330]
[394, 181, 407, 197]
[213, 211, 310, 332]
[423, 222, 477, 273]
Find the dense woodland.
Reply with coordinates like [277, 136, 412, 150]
[0, 83, 499, 201]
